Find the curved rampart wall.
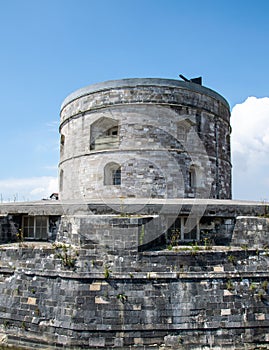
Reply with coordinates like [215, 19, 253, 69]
[0, 234, 269, 349]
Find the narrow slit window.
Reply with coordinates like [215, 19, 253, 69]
[189, 167, 196, 188]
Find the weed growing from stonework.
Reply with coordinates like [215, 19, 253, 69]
[191, 242, 200, 255]
[53, 243, 78, 269]
[248, 281, 268, 302]
[241, 244, 249, 251]
[178, 336, 183, 344]
[249, 282, 258, 293]
[117, 293, 128, 303]
[16, 228, 24, 243]
[103, 264, 111, 279]
[167, 229, 180, 250]
[227, 254, 236, 265]
[203, 237, 212, 250]
[257, 289, 265, 301]
[262, 280, 269, 292]
[3, 320, 9, 329]
[226, 279, 234, 291]
[35, 307, 40, 316]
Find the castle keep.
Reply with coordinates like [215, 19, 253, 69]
[0, 78, 269, 349]
[59, 78, 231, 201]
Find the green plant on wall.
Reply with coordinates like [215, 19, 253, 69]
[227, 254, 236, 265]
[261, 280, 269, 291]
[178, 335, 183, 344]
[257, 289, 265, 301]
[226, 279, 234, 291]
[249, 282, 258, 293]
[171, 229, 180, 246]
[203, 237, 212, 250]
[117, 293, 128, 303]
[53, 243, 78, 269]
[241, 244, 249, 251]
[104, 264, 111, 279]
[16, 228, 24, 243]
[3, 320, 9, 329]
[167, 229, 180, 250]
[249, 281, 269, 301]
[191, 242, 200, 255]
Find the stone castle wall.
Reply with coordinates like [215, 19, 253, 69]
[1, 227, 269, 349]
[0, 76, 264, 349]
[232, 216, 269, 248]
[59, 79, 231, 201]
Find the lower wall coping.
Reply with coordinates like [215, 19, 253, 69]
[0, 268, 268, 281]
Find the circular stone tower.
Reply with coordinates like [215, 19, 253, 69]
[59, 78, 231, 201]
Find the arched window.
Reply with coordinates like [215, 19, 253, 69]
[104, 162, 121, 186]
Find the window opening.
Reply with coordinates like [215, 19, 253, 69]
[168, 216, 199, 242]
[60, 134, 65, 146]
[112, 168, 121, 185]
[177, 124, 186, 142]
[182, 217, 199, 241]
[104, 162, 121, 186]
[59, 169, 64, 192]
[90, 117, 119, 150]
[189, 166, 196, 188]
[107, 126, 118, 136]
[22, 216, 48, 240]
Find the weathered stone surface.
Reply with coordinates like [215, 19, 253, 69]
[0, 243, 269, 349]
[59, 78, 231, 201]
[232, 216, 269, 248]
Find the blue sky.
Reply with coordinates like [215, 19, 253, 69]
[0, 0, 269, 201]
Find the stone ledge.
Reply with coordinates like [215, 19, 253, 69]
[60, 78, 230, 111]
[0, 268, 267, 281]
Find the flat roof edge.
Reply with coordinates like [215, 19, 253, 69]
[61, 78, 230, 111]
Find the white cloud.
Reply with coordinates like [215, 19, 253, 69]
[0, 176, 58, 202]
[231, 96, 269, 200]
